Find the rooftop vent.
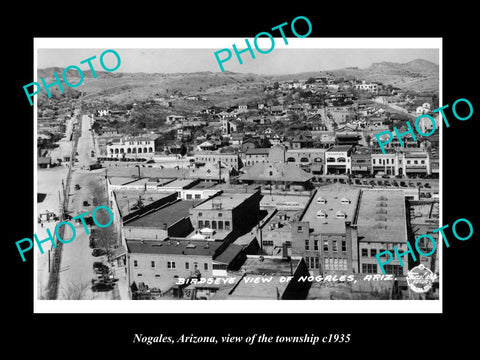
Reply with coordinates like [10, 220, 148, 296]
[340, 197, 350, 204]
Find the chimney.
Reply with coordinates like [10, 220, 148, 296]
[282, 242, 289, 260]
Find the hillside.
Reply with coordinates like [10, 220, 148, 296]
[36, 58, 438, 108]
[327, 59, 439, 93]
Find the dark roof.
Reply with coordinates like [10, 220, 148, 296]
[124, 200, 194, 228]
[327, 145, 353, 152]
[214, 244, 245, 264]
[246, 148, 270, 155]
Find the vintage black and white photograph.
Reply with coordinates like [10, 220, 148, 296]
[32, 38, 442, 313]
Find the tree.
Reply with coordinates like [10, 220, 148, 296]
[61, 280, 93, 300]
[305, 77, 316, 84]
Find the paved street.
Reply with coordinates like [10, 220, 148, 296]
[56, 114, 124, 300]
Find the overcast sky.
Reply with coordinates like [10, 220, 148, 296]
[37, 48, 439, 75]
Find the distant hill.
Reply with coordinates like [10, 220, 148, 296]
[36, 58, 438, 108]
[327, 59, 439, 93]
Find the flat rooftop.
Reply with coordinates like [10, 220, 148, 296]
[192, 192, 255, 211]
[213, 255, 304, 299]
[189, 181, 218, 190]
[114, 190, 176, 218]
[124, 200, 195, 228]
[356, 189, 407, 243]
[104, 166, 189, 179]
[301, 185, 360, 234]
[327, 145, 353, 152]
[241, 255, 303, 275]
[260, 193, 310, 210]
[109, 177, 150, 186]
[158, 179, 196, 189]
[225, 274, 289, 299]
[126, 239, 222, 256]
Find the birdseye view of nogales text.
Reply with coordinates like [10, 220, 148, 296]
[32, 37, 443, 314]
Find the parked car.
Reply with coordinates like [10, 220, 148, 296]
[93, 261, 105, 270]
[91, 281, 114, 292]
[92, 248, 107, 257]
[424, 183, 431, 188]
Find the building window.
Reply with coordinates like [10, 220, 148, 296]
[155, 274, 161, 278]
[218, 213, 223, 217]
[362, 263, 377, 274]
[297, 226, 303, 232]
[137, 273, 142, 277]
[212, 220, 217, 229]
[314, 240, 319, 251]
[194, 262, 198, 270]
[421, 160, 425, 164]
[341, 241, 346, 252]
[262, 240, 274, 246]
[332, 240, 338, 251]
[305, 239, 310, 251]
[218, 221, 223, 230]
[307, 257, 319, 269]
[133, 260, 138, 267]
[198, 212, 203, 217]
[167, 261, 176, 269]
[195, 194, 201, 199]
[370, 249, 377, 257]
[225, 221, 230, 230]
[204, 220, 210, 228]
[362, 249, 368, 257]
[151, 261, 155, 268]
[185, 262, 189, 270]
[384, 264, 403, 275]
[204, 263, 208, 270]
[186, 194, 193, 200]
[198, 220, 204, 228]
[323, 240, 329, 251]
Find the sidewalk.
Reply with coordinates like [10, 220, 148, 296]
[111, 265, 130, 300]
